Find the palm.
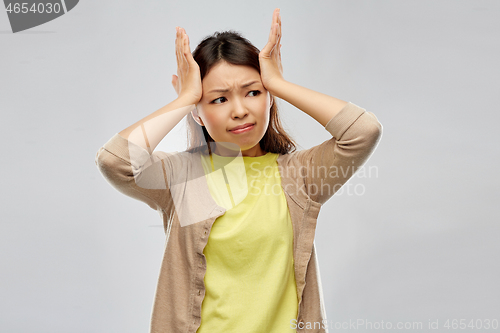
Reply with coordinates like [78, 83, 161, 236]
[172, 27, 203, 104]
[259, 8, 284, 94]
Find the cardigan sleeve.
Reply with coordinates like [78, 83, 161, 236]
[292, 102, 383, 205]
[94, 133, 181, 211]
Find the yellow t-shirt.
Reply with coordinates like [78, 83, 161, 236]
[196, 151, 298, 333]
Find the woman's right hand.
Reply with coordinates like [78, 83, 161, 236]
[172, 27, 202, 105]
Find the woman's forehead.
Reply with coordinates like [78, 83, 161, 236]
[204, 63, 261, 87]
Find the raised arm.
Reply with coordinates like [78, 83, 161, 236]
[260, 9, 382, 205]
[259, 8, 348, 126]
[118, 26, 202, 153]
[95, 27, 202, 212]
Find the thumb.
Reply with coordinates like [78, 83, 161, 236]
[172, 75, 179, 94]
[259, 45, 271, 60]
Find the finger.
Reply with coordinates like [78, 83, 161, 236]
[178, 28, 188, 69]
[175, 27, 180, 66]
[182, 30, 192, 69]
[176, 27, 183, 69]
[182, 29, 190, 57]
[276, 26, 282, 60]
[271, 23, 279, 52]
[273, 8, 279, 26]
[268, 8, 278, 41]
[183, 36, 191, 68]
[267, 20, 275, 42]
[268, 23, 277, 45]
[184, 33, 196, 66]
[272, 10, 280, 52]
[262, 9, 280, 57]
[181, 29, 190, 57]
[277, 12, 282, 46]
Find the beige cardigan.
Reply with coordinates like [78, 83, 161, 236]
[95, 102, 382, 332]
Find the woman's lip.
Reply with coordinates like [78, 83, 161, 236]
[230, 124, 254, 134]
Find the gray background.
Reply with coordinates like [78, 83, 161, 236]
[1, 0, 499, 332]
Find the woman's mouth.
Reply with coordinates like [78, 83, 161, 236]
[229, 124, 255, 134]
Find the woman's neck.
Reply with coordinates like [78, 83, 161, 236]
[211, 142, 266, 157]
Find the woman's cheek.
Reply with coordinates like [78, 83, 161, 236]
[207, 112, 226, 138]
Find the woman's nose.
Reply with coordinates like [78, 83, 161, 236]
[231, 99, 248, 119]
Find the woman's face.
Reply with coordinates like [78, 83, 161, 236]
[193, 61, 272, 157]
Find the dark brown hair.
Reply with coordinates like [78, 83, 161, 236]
[185, 30, 297, 155]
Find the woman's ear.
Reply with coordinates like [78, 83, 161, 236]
[191, 107, 204, 126]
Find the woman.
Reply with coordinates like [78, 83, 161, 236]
[95, 8, 382, 333]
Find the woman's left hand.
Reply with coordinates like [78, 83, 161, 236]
[259, 8, 284, 95]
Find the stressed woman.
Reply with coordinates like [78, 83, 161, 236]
[95, 8, 382, 333]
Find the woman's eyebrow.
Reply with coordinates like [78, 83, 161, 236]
[207, 81, 260, 94]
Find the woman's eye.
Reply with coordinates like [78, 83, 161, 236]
[248, 90, 261, 97]
[212, 97, 227, 104]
